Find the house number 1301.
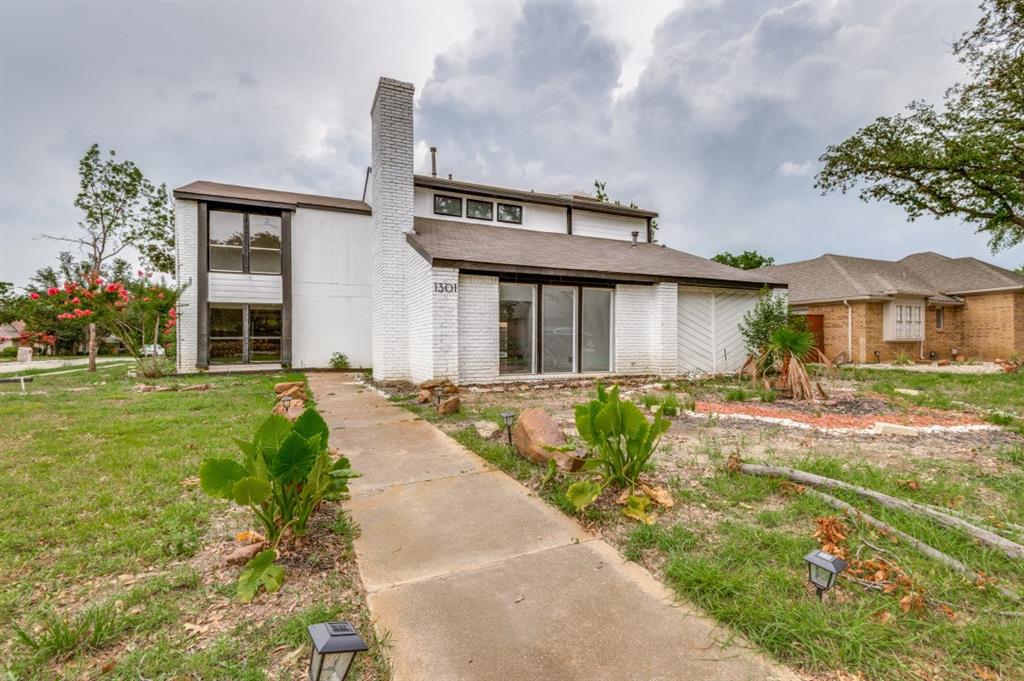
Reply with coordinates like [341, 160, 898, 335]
[434, 282, 457, 294]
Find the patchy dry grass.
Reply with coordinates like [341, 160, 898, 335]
[0, 366, 388, 680]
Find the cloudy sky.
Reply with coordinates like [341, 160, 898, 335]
[1, 0, 1019, 287]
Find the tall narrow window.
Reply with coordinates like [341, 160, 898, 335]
[542, 286, 576, 373]
[249, 307, 282, 362]
[209, 305, 244, 364]
[581, 288, 612, 371]
[935, 307, 944, 330]
[248, 215, 282, 274]
[209, 211, 244, 272]
[499, 284, 534, 374]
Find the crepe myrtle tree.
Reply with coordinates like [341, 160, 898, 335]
[24, 272, 181, 376]
[711, 250, 775, 270]
[43, 144, 175, 371]
[817, 0, 1024, 252]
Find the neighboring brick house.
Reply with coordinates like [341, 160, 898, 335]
[763, 253, 1024, 363]
[171, 77, 785, 382]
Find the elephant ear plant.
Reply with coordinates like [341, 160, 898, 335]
[199, 408, 358, 601]
[566, 384, 670, 515]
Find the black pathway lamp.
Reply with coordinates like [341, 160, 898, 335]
[281, 394, 292, 412]
[803, 549, 847, 601]
[307, 620, 368, 681]
[500, 411, 516, 447]
[434, 385, 445, 408]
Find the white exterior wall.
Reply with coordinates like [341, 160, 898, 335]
[678, 287, 759, 374]
[291, 207, 372, 369]
[174, 199, 199, 373]
[614, 284, 654, 374]
[572, 209, 648, 242]
[406, 250, 434, 382]
[370, 78, 415, 380]
[457, 274, 500, 384]
[208, 273, 282, 304]
[414, 187, 566, 234]
[651, 283, 679, 375]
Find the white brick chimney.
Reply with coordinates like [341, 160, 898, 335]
[370, 77, 415, 380]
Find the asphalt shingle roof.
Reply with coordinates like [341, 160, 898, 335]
[408, 217, 785, 288]
[764, 252, 1024, 305]
[173, 181, 370, 214]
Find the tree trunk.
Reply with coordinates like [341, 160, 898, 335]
[87, 323, 97, 372]
[804, 488, 1020, 602]
[739, 463, 1024, 560]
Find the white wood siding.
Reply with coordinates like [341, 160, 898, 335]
[208, 272, 282, 304]
[572, 209, 648, 242]
[677, 287, 758, 373]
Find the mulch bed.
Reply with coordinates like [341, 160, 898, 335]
[693, 399, 988, 430]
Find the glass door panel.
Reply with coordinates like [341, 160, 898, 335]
[499, 283, 535, 374]
[581, 288, 612, 371]
[542, 286, 576, 373]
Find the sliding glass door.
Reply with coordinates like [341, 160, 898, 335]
[499, 282, 613, 375]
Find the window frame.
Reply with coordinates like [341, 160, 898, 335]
[935, 307, 944, 331]
[433, 194, 463, 218]
[466, 198, 494, 221]
[498, 279, 614, 375]
[207, 207, 282, 275]
[208, 303, 282, 364]
[885, 301, 924, 341]
[497, 203, 523, 225]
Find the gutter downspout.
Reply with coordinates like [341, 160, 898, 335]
[843, 299, 853, 363]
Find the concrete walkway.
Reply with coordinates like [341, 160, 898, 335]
[309, 374, 796, 681]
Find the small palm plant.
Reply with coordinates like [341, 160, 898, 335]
[750, 327, 815, 400]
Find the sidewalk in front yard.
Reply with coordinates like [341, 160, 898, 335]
[309, 374, 796, 681]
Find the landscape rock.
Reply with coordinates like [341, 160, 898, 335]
[278, 385, 306, 401]
[224, 542, 266, 566]
[512, 407, 584, 470]
[474, 420, 502, 440]
[273, 398, 305, 420]
[416, 389, 432, 404]
[438, 395, 461, 416]
[273, 381, 304, 395]
[181, 383, 213, 392]
[936, 360, 951, 367]
[872, 422, 920, 437]
[420, 378, 459, 394]
[894, 388, 922, 396]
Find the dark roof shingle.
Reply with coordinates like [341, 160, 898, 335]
[173, 180, 370, 214]
[408, 217, 784, 288]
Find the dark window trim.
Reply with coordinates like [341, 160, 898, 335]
[497, 278, 613, 375]
[935, 306, 945, 331]
[208, 303, 283, 365]
[497, 202, 523, 225]
[433, 194, 463, 217]
[466, 198, 494, 221]
[207, 206, 283, 276]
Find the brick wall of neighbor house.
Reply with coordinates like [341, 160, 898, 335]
[862, 303, 922, 361]
[174, 199, 199, 373]
[961, 291, 1023, 359]
[457, 274, 499, 384]
[614, 284, 654, 374]
[924, 304, 963, 361]
[370, 77, 415, 380]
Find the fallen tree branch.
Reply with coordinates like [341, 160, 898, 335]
[805, 488, 1020, 602]
[915, 500, 1024, 542]
[739, 463, 1024, 560]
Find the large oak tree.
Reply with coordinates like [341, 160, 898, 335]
[816, 0, 1024, 252]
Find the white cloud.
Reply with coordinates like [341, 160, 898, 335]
[776, 160, 815, 177]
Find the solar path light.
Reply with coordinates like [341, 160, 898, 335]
[803, 549, 847, 601]
[307, 621, 368, 681]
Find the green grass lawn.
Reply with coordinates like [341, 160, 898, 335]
[841, 366, 1024, 415]
[0, 365, 387, 680]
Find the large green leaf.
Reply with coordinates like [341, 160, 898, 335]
[269, 432, 316, 483]
[199, 458, 248, 499]
[236, 549, 285, 602]
[253, 414, 293, 463]
[622, 494, 655, 524]
[292, 408, 329, 448]
[565, 479, 602, 511]
[232, 476, 272, 506]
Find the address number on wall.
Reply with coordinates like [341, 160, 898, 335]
[434, 282, 458, 294]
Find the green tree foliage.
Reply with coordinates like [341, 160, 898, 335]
[711, 250, 775, 270]
[738, 286, 793, 355]
[816, 0, 1024, 251]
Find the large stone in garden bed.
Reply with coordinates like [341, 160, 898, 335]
[512, 408, 584, 471]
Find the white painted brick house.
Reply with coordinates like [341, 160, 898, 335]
[173, 77, 785, 382]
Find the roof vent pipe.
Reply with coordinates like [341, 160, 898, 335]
[631, 231, 639, 247]
[430, 147, 438, 177]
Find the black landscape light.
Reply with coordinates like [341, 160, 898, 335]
[501, 411, 516, 447]
[307, 621, 368, 681]
[434, 385, 445, 407]
[803, 549, 847, 601]
[282, 394, 292, 411]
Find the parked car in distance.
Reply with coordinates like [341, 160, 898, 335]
[141, 344, 166, 357]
